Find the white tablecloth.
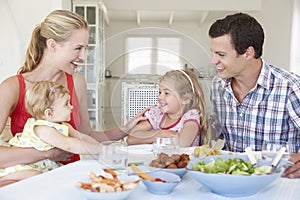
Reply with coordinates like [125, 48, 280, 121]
[0, 146, 299, 200]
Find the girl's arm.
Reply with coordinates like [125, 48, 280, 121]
[34, 125, 100, 155]
[127, 121, 199, 147]
[126, 120, 160, 145]
[176, 121, 199, 147]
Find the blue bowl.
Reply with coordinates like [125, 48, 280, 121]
[142, 171, 181, 195]
[147, 165, 187, 178]
[187, 154, 281, 197]
[159, 167, 187, 178]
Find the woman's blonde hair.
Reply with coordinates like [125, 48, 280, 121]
[160, 69, 209, 145]
[25, 81, 70, 119]
[18, 9, 88, 74]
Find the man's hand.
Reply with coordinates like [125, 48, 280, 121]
[282, 153, 300, 178]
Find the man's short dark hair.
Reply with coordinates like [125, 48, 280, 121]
[209, 13, 264, 58]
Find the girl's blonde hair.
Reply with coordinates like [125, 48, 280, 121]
[160, 69, 209, 144]
[18, 9, 88, 74]
[25, 81, 70, 119]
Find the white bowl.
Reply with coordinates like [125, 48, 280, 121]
[187, 154, 281, 197]
[142, 171, 181, 195]
[76, 175, 139, 200]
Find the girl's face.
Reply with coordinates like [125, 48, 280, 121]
[50, 94, 73, 122]
[158, 79, 185, 117]
[55, 28, 89, 75]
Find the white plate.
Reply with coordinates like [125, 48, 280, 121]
[128, 144, 153, 155]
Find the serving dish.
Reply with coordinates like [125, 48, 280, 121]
[186, 154, 281, 197]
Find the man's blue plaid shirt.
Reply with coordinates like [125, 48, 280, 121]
[211, 61, 300, 153]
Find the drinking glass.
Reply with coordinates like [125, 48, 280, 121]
[261, 140, 291, 165]
[98, 141, 128, 175]
[153, 134, 179, 156]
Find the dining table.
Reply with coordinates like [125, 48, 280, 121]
[0, 145, 299, 200]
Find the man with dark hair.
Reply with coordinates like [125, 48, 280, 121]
[209, 12, 300, 178]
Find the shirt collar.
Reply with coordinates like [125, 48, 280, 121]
[257, 60, 271, 90]
[217, 59, 271, 91]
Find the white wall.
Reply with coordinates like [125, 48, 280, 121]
[105, 0, 295, 77]
[291, 0, 300, 75]
[0, 0, 21, 82]
[0, 0, 66, 82]
[0, 0, 296, 83]
[260, 0, 294, 70]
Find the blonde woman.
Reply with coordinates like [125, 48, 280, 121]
[127, 69, 209, 147]
[0, 9, 147, 181]
[0, 81, 101, 185]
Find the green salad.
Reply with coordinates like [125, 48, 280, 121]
[193, 157, 272, 175]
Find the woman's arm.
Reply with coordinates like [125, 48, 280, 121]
[73, 74, 150, 141]
[0, 146, 71, 168]
[67, 123, 99, 145]
[0, 77, 19, 140]
[35, 125, 100, 155]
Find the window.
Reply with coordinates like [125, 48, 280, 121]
[125, 36, 182, 75]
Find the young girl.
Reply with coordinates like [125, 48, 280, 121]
[127, 69, 209, 147]
[0, 81, 100, 185]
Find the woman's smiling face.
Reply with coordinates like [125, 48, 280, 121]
[54, 28, 89, 74]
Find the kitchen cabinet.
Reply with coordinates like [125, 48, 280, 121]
[72, 0, 105, 130]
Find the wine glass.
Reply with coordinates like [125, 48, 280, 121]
[98, 141, 128, 175]
[152, 134, 179, 157]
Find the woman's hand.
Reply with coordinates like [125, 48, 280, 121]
[282, 152, 300, 178]
[122, 106, 152, 133]
[46, 148, 73, 162]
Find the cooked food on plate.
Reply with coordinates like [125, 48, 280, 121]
[77, 169, 139, 193]
[149, 152, 190, 168]
[193, 144, 222, 157]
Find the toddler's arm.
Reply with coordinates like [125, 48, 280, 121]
[34, 125, 100, 155]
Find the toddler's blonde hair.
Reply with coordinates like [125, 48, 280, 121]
[25, 81, 70, 119]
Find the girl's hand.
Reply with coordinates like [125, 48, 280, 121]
[282, 152, 300, 178]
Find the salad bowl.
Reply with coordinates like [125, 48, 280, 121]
[186, 154, 282, 197]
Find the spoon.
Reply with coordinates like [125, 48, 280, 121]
[270, 147, 286, 172]
[245, 147, 257, 166]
